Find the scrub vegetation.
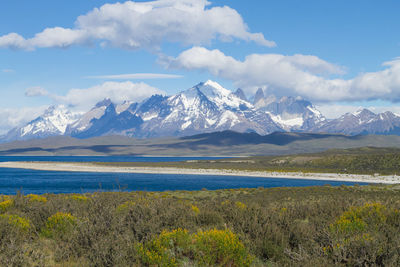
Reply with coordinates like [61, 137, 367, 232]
[0, 184, 400, 266]
[96, 147, 400, 176]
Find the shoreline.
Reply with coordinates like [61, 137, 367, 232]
[0, 161, 399, 184]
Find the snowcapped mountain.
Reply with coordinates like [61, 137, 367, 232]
[66, 100, 142, 138]
[2, 80, 400, 142]
[65, 99, 112, 135]
[1, 105, 80, 142]
[253, 89, 325, 130]
[132, 80, 281, 137]
[313, 109, 400, 135]
[64, 80, 283, 138]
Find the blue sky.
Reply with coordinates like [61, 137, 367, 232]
[0, 0, 399, 133]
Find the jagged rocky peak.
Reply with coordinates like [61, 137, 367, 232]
[253, 88, 265, 105]
[352, 108, 375, 117]
[253, 88, 277, 109]
[65, 99, 116, 135]
[381, 111, 398, 119]
[116, 100, 135, 114]
[95, 98, 113, 108]
[233, 88, 248, 101]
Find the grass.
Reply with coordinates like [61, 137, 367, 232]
[94, 146, 400, 176]
[1, 184, 400, 266]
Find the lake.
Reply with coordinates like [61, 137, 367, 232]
[0, 156, 368, 194]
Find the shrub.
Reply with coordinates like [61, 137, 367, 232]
[194, 228, 254, 266]
[42, 212, 77, 238]
[330, 202, 387, 237]
[137, 228, 191, 266]
[137, 228, 253, 266]
[191, 205, 200, 215]
[0, 214, 31, 233]
[327, 202, 398, 265]
[26, 194, 47, 203]
[67, 194, 89, 202]
[0, 199, 13, 213]
[116, 200, 136, 213]
[235, 201, 247, 210]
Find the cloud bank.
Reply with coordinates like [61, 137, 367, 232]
[162, 47, 400, 102]
[0, 106, 48, 135]
[51, 81, 164, 111]
[0, 0, 275, 51]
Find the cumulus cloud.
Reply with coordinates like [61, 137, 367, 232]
[86, 73, 183, 80]
[25, 86, 49, 97]
[51, 81, 165, 111]
[0, 106, 47, 135]
[0, 0, 275, 51]
[162, 46, 400, 102]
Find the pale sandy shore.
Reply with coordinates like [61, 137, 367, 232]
[0, 161, 399, 184]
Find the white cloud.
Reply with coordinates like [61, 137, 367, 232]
[0, 0, 274, 51]
[25, 86, 49, 97]
[51, 81, 165, 111]
[86, 73, 183, 80]
[0, 106, 47, 135]
[162, 46, 400, 102]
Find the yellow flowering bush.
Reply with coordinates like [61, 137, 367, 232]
[0, 199, 13, 213]
[137, 228, 253, 266]
[42, 212, 77, 238]
[194, 229, 253, 266]
[191, 205, 200, 215]
[326, 202, 395, 264]
[26, 194, 47, 203]
[0, 195, 11, 201]
[330, 202, 387, 236]
[116, 200, 136, 213]
[67, 194, 89, 202]
[235, 201, 247, 210]
[137, 228, 191, 267]
[0, 214, 31, 233]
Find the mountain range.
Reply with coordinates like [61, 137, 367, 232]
[2, 80, 400, 142]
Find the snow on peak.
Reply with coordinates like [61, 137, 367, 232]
[196, 80, 251, 109]
[269, 112, 304, 129]
[352, 108, 374, 117]
[203, 80, 226, 91]
[21, 105, 80, 136]
[116, 100, 133, 114]
[199, 80, 232, 98]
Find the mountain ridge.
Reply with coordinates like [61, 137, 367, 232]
[2, 80, 400, 142]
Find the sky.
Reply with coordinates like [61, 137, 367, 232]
[0, 0, 400, 134]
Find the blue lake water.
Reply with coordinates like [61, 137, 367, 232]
[0, 156, 369, 194]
